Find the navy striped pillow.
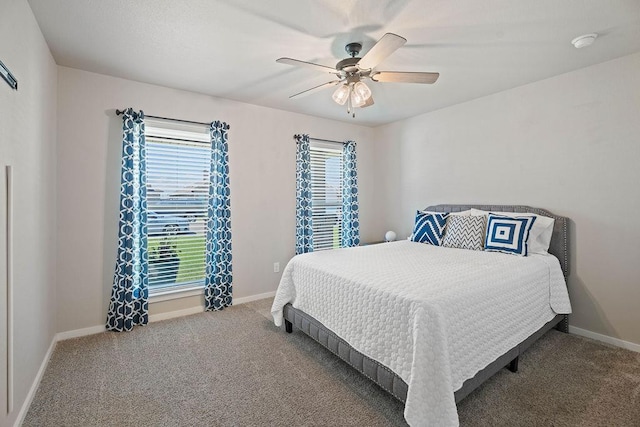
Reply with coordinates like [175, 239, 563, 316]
[484, 214, 537, 256]
[411, 211, 449, 246]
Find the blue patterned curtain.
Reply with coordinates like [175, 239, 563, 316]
[205, 121, 233, 311]
[341, 140, 360, 247]
[295, 134, 313, 254]
[106, 108, 148, 331]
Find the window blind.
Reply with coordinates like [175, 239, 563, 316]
[309, 142, 343, 251]
[146, 122, 210, 292]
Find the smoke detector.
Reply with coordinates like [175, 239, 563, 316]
[571, 33, 598, 49]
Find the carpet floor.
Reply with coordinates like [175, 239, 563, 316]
[24, 298, 640, 426]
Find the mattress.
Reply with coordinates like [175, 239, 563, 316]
[271, 240, 571, 426]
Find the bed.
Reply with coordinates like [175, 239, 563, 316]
[271, 204, 571, 426]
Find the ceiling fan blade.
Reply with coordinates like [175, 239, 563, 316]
[371, 71, 440, 84]
[361, 95, 375, 108]
[357, 33, 407, 70]
[289, 80, 341, 99]
[276, 57, 337, 74]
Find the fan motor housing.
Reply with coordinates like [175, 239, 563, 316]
[336, 57, 360, 73]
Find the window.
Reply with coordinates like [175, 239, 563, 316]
[309, 141, 343, 251]
[145, 120, 210, 294]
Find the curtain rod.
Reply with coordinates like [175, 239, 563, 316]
[115, 110, 212, 127]
[308, 137, 345, 145]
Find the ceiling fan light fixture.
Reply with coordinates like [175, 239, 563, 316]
[353, 81, 372, 102]
[332, 84, 350, 105]
[350, 89, 367, 108]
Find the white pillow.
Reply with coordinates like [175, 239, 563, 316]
[470, 208, 554, 254]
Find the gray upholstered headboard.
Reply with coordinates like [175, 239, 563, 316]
[426, 204, 569, 277]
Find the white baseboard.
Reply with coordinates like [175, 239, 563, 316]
[14, 336, 57, 427]
[56, 324, 106, 341]
[147, 290, 277, 322]
[233, 291, 276, 305]
[149, 305, 204, 322]
[55, 305, 209, 334]
[569, 326, 640, 353]
[55, 291, 277, 339]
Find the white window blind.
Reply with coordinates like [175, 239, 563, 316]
[310, 141, 343, 251]
[145, 121, 210, 293]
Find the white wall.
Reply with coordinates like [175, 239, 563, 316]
[373, 52, 640, 345]
[56, 67, 378, 333]
[0, 0, 58, 425]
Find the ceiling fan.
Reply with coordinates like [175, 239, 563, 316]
[276, 33, 439, 117]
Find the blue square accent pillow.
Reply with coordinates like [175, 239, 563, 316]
[411, 211, 449, 246]
[484, 213, 537, 256]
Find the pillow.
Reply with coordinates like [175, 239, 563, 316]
[407, 210, 469, 240]
[484, 214, 537, 256]
[442, 215, 487, 251]
[470, 208, 555, 254]
[410, 211, 449, 246]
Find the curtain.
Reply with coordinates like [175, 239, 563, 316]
[106, 108, 149, 331]
[205, 121, 233, 311]
[295, 134, 313, 254]
[341, 140, 360, 247]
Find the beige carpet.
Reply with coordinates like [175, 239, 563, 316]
[24, 298, 640, 426]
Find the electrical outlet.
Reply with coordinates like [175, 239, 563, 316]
[273, 262, 280, 273]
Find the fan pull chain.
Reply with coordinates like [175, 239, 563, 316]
[345, 84, 356, 117]
[350, 85, 356, 118]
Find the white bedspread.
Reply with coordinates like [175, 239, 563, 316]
[271, 240, 571, 426]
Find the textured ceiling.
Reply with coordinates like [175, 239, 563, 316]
[28, 0, 640, 126]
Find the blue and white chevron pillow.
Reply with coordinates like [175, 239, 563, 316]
[411, 211, 449, 246]
[484, 213, 537, 256]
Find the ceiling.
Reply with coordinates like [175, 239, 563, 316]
[28, 0, 640, 126]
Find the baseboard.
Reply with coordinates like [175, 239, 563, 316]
[569, 326, 640, 353]
[56, 324, 106, 341]
[233, 291, 276, 305]
[54, 291, 277, 340]
[149, 305, 204, 322]
[146, 291, 276, 322]
[13, 336, 57, 427]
